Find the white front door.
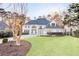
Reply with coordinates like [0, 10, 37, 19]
[31, 29, 37, 35]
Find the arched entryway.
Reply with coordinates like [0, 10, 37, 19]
[31, 25, 37, 35]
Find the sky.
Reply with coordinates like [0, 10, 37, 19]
[27, 3, 70, 19]
[0, 3, 70, 19]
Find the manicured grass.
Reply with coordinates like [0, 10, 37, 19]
[25, 36, 79, 56]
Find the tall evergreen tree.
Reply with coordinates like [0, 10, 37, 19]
[65, 3, 79, 26]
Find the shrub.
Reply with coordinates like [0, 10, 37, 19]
[0, 31, 4, 38]
[73, 30, 79, 37]
[22, 32, 29, 35]
[47, 32, 64, 36]
[2, 38, 8, 43]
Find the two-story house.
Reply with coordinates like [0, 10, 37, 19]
[22, 18, 64, 35]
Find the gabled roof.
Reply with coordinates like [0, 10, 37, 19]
[26, 18, 50, 25]
[26, 18, 63, 29]
[0, 21, 9, 30]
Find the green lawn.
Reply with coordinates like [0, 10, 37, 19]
[25, 36, 79, 56]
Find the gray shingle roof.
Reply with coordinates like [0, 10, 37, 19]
[0, 21, 8, 30]
[26, 18, 62, 28]
[26, 18, 50, 25]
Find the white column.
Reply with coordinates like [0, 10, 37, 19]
[36, 26, 39, 35]
[29, 25, 32, 35]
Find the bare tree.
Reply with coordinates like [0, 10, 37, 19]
[51, 12, 64, 27]
[11, 3, 27, 45]
[0, 3, 27, 46]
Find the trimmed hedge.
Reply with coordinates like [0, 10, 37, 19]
[47, 32, 64, 36]
[74, 30, 79, 36]
[0, 31, 13, 39]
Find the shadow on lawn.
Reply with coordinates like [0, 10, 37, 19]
[39, 34, 65, 37]
[72, 35, 79, 38]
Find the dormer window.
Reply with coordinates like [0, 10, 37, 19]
[50, 23, 56, 27]
[52, 23, 55, 26]
[50, 20, 56, 27]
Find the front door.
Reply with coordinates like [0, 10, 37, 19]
[31, 29, 37, 35]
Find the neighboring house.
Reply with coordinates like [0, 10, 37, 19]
[0, 21, 9, 31]
[22, 18, 64, 35]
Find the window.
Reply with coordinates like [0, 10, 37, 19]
[52, 23, 55, 26]
[28, 26, 30, 28]
[51, 23, 55, 27]
[24, 30, 29, 34]
[25, 25, 30, 28]
[39, 26, 42, 29]
[32, 26, 36, 28]
[25, 26, 27, 28]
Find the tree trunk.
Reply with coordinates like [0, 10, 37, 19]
[14, 29, 21, 46]
[16, 26, 22, 46]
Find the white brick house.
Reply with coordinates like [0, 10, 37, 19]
[22, 18, 64, 35]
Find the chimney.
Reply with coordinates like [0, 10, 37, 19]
[34, 17, 36, 20]
[38, 16, 42, 19]
[42, 15, 46, 18]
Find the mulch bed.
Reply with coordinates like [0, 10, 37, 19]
[0, 41, 32, 56]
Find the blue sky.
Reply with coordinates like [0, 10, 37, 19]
[0, 3, 70, 19]
[27, 3, 70, 19]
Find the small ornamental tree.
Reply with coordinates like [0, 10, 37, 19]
[0, 10, 26, 46]
[0, 3, 27, 46]
[6, 12, 26, 46]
